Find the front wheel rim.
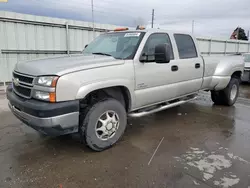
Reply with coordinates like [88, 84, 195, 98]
[230, 84, 238, 101]
[95, 111, 120, 141]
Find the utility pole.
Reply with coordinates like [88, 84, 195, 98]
[91, 0, 95, 38]
[247, 30, 249, 41]
[192, 20, 194, 34]
[151, 9, 154, 28]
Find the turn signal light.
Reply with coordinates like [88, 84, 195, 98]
[49, 92, 56, 103]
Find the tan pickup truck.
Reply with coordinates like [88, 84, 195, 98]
[7, 28, 244, 151]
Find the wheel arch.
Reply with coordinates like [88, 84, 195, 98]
[231, 71, 242, 80]
[78, 84, 133, 112]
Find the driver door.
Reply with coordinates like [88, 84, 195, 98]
[133, 33, 179, 108]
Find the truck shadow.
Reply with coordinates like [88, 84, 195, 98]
[41, 133, 92, 152]
[38, 106, 183, 154]
[30, 100, 237, 157]
[239, 83, 250, 99]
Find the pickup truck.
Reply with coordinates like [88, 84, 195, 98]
[6, 28, 244, 151]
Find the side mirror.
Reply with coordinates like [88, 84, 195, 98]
[155, 43, 171, 63]
[139, 53, 148, 62]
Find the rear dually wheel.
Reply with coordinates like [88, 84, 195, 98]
[211, 77, 240, 106]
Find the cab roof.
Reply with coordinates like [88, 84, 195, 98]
[110, 28, 193, 36]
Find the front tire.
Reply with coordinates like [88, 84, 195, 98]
[211, 77, 240, 106]
[80, 98, 127, 151]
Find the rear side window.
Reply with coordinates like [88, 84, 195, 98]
[174, 34, 198, 59]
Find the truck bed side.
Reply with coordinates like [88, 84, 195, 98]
[201, 55, 244, 90]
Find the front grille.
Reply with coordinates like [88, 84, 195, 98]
[12, 72, 35, 98]
[13, 72, 33, 84]
[13, 85, 31, 97]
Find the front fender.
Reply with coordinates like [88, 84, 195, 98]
[76, 79, 136, 108]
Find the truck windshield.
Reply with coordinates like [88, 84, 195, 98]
[83, 32, 145, 59]
[244, 54, 250, 62]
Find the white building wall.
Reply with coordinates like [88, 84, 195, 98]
[1, 11, 250, 83]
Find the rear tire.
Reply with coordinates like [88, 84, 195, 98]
[211, 77, 240, 106]
[223, 77, 240, 106]
[80, 98, 127, 151]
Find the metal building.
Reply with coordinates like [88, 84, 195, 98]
[1, 11, 250, 87]
[0, 11, 120, 85]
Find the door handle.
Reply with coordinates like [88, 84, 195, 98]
[195, 63, 200, 69]
[171, 65, 178, 72]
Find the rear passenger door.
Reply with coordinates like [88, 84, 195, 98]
[173, 34, 204, 96]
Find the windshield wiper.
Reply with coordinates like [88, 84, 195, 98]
[92, 52, 112, 56]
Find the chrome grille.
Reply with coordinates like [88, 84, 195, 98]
[12, 71, 35, 98]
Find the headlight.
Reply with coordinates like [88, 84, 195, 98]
[36, 76, 58, 87]
[33, 91, 56, 102]
[34, 91, 50, 101]
[33, 76, 58, 102]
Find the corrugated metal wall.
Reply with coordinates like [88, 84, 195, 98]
[197, 37, 250, 56]
[1, 11, 250, 84]
[0, 11, 120, 83]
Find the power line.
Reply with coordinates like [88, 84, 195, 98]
[94, 10, 138, 19]
[32, 0, 138, 20]
[80, 0, 151, 12]
[29, 0, 153, 27]
[62, 0, 151, 14]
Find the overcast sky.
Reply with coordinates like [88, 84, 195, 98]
[0, 0, 250, 38]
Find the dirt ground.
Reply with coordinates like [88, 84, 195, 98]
[1, 85, 250, 188]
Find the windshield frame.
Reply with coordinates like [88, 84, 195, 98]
[83, 31, 146, 60]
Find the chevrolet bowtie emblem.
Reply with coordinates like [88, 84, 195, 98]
[13, 77, 20, 86]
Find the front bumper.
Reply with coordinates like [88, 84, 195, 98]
[6, 86, 79, 136]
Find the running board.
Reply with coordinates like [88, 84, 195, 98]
[128, 96, 197, 118]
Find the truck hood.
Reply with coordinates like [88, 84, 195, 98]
[14, 54, 124, 76]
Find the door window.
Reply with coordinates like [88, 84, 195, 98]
[142, 33, 174, 61]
